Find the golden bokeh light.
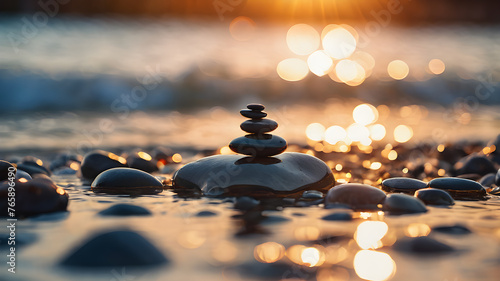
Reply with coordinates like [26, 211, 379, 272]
[347, 123, 370, 142]
[307, 50, 333, 76]
[211, 241, 238, 263]
[229, 16, 256, 41]
[172, 153, 183, 163]
[351, 51, 376, 76]
[335, 59, 366, 86]
[428, 58, 445, 75]
[277, 58, 309, 82]
[137, 151, 152, 161]
[301, 247, 324, 267]
[306, 123, 326, 141]
[387, 60, 409, 80]
[220, 146, 233, 154]
[387, 150, 398, 161]
[405, 223, 431, 237]
[353, 104, 379, 125]
[322, 27, 357, 59]
[393, 125, 413, 143]
[254, 242, 286, 263]
[369, 124, 386, 141]
[69, 162, 80, 170]
[437, 144, 445, 152]
[325, 125, 347, 145]
[287, 24, 320, 55]
[177, 230, 206, 249]
[355, 221, 389, 250]
[294, 226, 320, 241]
[19, 178, 28, 183]
[317, 267, 350, 281]
[370, 162, 382, 170]
[354, 250, 396, 281]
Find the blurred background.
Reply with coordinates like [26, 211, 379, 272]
[0, 0, 499, 154]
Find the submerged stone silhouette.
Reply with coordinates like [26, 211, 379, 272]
[91, 167, 163, 195]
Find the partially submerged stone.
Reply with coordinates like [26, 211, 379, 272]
[383, 193, 428, 215]
[91, 168, 163, 195]
[428, 177, 487, 200]
[325, 183, 386, 210]
[381, 177, 427, 194]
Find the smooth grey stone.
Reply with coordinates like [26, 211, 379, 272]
[428, 177, 487, 200]
[21, 157, 51, 175]
[246, 103, 265, 111]
[229, 134, 287, 157]
[301, 190, 324, 199]
[321, 212, 352, 221]
[393, 236, 454, 254]
[454, 155, 496, 176]
[80, 150, 128, 181]
[127, 153, 158, 174]
[240, 119, 278, 134]
[0, 160, 15, 181]
[478, 173, 495, 187]
[0, 178, 68, 217]
[381, 177, 427, 194]
[234, 196, 260, 210]
[414, 188, 455, 206]
[172, 152, 335, 197]
[240, 109, 267, 119]
[432, 224, 471, 235]
[91, 168, 163, 195]
[98, 204, 151, 216]
[195, 210, 218, 217]
[325, 183, 386, 210]
[15, 169, 33, 180]
[60, 230, 168, 267]
[16, 163, 49, 176]
[383, 193, 427, 215]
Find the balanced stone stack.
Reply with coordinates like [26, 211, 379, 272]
[229, 104, 287, 157]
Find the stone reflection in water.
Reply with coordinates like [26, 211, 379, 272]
[354, 221, 388, 250]
[354, 250, 396, 281]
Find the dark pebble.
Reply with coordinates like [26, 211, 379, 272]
[478, 173, 495, 188]
[98, 204, 152, 216]
[240, 109, 267, 119]
[195, 210, 218, 217]
[234, 196, 260, 211]
[325, 183, 386, 210]
[229, 134, 287, 157]
[454, 155, 496, 176]
[428, 177, 487, 200]
[91, 168, 163, 195]
[246, 103, 265, 111]
[240, 119, 278, 134]
[16, 163, 49, 176]
[0, 160, 15, 181]
[0, 178, 68, 217]
[414, 188, 455, 206]
[80, 150, 128, 181]
[60, 230, 168, 267]
[127, 152, 158, 173]
[22, 157, 51, 175]
[393, 236, 454, 254]
[381, 177, 427, 194]
[496, 168, 500, 185]
[301, 190, 324, 199]
[321, 212, 352, 221]
[383, 193, 427, 215]
[15, 169, 33, 181]
[432, 224, 471, 235]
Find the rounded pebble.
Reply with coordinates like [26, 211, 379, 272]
[98, 204, 152, 216]
[393, 236, 454, 254]
[325, 183, 386, 210]
[127, 152, 158, 173]
[414, 188, 455, 206]
[195, 210, 218, 217]
[321, 212, 352, 221]
[301, 190, 324, 199]
[80, 150, 128, 181]
[432, 224, 471, 235]
[0, 160, 15, 181]
[381, 177, 427, 194]
[246, 103, 265, 111]
[91, 167, 163, 195]
[240, 119, 278, 134]
[229, 134, 287, 157]
[454, 155, 496, 176]
[240, 109, 267, 119]
[428, 177, 487, 200]
[234, 197, 260, 211]
[383, 193, 427, 215]
[478, 173, 495, 188]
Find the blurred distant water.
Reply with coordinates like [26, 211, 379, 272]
[0, 16, 499, 113]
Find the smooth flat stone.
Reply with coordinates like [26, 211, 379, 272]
[60, 230, 168, 267]
[478, 173, 495, 187]
[325, 183, 386, 210]
[301, 190, 324, 199]
[98, 204, 152, 216]
[15, 169, 33, 180]
[428, 177, 487, 200]
[234, 196, 260, 210]
[172, 152, 335, 197]
[0, 178, 68, 217]
[432, 224, 471, 235]
[240, 119, 278, 134]
[393, 236, 454, 254]
[246, 103, 265, 111]
[321, 212, 353, 221]
[91, 168, 163, 195]
[196, 210, 218, 217]
[80, 150, 128, 181]
[0, 160, 15, 181]
[16, 163, 49, 176]
[240, 109, 267, 119]
[383, 193, 427, 215]
[229, 134, 287, 157]
[414, 188, 455, 206]
[454, 155, 496, 176]
[381, 177, 427, 194]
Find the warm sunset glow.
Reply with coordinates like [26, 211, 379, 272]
[394, 125, 413, 143]
[405, 223, 431, 237]
[387, 150, 398, 161]
[369, 124, 386, 141]
[301, 247, 324, 267]
[306, 123, 326, 141]
[287, 24, 320, 55]
[322, 27, 357, 59]
[172, 153, 183, 163]
[56, 187, 66, 195]
[428, 59, 445, 75]
[335, 59, 366, 86]
[138, 151, 152, 161]
[353, 104, 379, 125]
[355, 221, 388, 250]
[177, 231, 206, 249]
[370, 162, 382, 170]
[351, 51, 376, 76]
[317, 267, 350, 281]
[347, 123, 370, 142]
[387, 60, 409, 80]
[294, 226, 320, 241]
[69, 162, 80, 170]
[277, 58, 309, 81]
[254, 242, 285, 263]
[219, 146, 232, 154]
[229, 16, 256, 41]
[19, 178, 28, 183]
[307, 50, 333, 76]
[325, 125, 347, 145]
[354, 250, 396, 281]
[212, 241, 238, 263]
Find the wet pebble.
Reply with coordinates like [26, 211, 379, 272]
[496, 168, 500, 185]
[15, 169, 32, 181]
[478, 173, 495, 188]
[428, 177, 487, 200]
[80, 150, 128, 181]
[301, 190, 324, 199]
[91, 167, 163, 195]
[60, 229, 168, 267]
[393, 236, 454, 254]
[454, 155, 496, 176]
[321, 212, 353, 221]
[0, 178, 68, 217]
[195, 210, 218, 217]
[16, 163, 49, 176]
[381, 177, 427, 194]
[246, 103, 265, 111]
[229, 134, 287, 157]
[325, 183, 386, 210]
[98, 203, 152, 216]
[432, 224, 471, 235]
[0, 160, 15, 181]
[383, 193, 427, 215]
[414, 188, 455, 206]
[234, 196, 260, 211]
[127, 152, 158, 173]
[240, 119, 278, 134]
[240, 109, 267, 119]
